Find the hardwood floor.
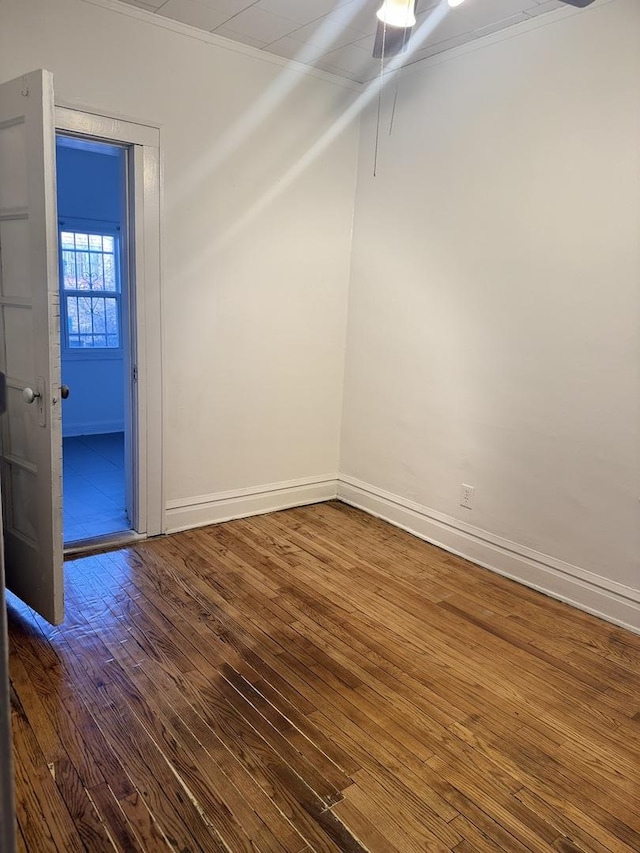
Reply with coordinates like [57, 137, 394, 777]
[7, 501, 640, 852]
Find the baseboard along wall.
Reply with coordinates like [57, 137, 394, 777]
[165, 475, 339, 533]
[62, 420, 125, 437]
[338, 475, 640, 636]
[164, 474, 640, 635]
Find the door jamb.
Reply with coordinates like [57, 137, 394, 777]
[55, 106, 163, 537]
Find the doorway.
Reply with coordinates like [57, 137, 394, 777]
[56, 135, 133, 543]
[55, 105, 163, 546]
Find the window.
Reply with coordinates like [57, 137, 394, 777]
[59, 229, 121, 350]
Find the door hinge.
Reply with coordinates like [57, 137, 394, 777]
[132, 365, 138, 382]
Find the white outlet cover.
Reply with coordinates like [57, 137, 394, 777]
[460, 484, 474, 508]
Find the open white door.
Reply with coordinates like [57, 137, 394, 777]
[0, 70, 63, 625]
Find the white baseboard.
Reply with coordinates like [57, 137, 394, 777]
[338, 475, 640, 636]
[63, 420, 124, 437]
[162, 471, 639, 635]
[165, 475, 339, 534]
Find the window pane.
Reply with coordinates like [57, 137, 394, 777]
[66, 296, 79, 335]
[77, 297, 94, 337]
[105, 298, 119, 345]
[61, 231, 75, 250]
[103, 253, 116, 291]
[76, 252, 91, 289]
[93, 299, 106, 334]
[89, 252, 104, 290]
[75, 233, 89, 250]
[89, 234, 102, 251]
[62, 250, 77, 289]
[103, 235, 114, 253]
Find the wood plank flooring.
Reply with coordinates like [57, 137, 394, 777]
[7, 501, 640, 852]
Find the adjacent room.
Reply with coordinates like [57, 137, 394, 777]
[56, 135, 132, 542]
[0, 0, 638, 850]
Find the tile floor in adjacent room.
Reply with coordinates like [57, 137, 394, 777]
[62, 432, 130, 542]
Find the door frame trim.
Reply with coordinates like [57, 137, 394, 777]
[55, 106, 163, 537]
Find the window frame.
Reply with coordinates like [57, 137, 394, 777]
[58, 218, 124, 360]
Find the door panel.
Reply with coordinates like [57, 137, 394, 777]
[0, 70, 63, 625]
[0, 121, 28, 209]
[0, 219, 31, 298]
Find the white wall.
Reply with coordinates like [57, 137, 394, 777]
[57, 143, 125, 437]
[2, 0, 637, 631]
[60, 358, 124, 436]
[341, 0, 640, 630]
[0, 0, 358, 523]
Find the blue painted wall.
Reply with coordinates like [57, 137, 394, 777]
[56, 141, 127, 437]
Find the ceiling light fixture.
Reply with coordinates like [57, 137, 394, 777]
[376, 0, 416, 29]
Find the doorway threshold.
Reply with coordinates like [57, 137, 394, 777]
[64, 529, 146, 557]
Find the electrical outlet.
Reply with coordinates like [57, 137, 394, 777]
[460, 484, 474, 509]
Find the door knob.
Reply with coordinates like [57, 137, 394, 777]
[60, 385, 70, 399]
[22, 387, 41, 404]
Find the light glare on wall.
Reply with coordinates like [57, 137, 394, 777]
[448, 0, 467, 6]
[376, 0, 416, 28]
